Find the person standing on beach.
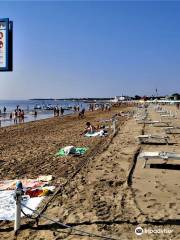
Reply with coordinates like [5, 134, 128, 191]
[74, 105, 77, 112]
[18, 109, 22, 123]
[34, 110, 37, 120]
[53, 107, 56, 117]
[14, 110, 18, 124]
[57, 107, 60, 116]
[21, 110, 25, 123]
[60, 107, 64, 116]
[9, 112, 12, 120]
[3, 106, 6, 114]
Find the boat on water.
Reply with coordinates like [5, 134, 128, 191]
[34, 104, 42, 110]
[34, 104, 73, 111]
[43, 104, 54, 110]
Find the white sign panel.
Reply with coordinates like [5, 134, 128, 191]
[0, 22, 7, 69]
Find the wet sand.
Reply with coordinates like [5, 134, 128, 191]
[0, 105, 180, 240]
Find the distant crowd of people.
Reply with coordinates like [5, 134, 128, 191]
[89, 103, 111, 112]
[53, 106, 65, 116]
[11, 105, 25, 124]
[0, 105, 26, 125]
[53, 105, 86, 119]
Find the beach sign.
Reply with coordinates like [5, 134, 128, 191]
[0, 18, 13, 71]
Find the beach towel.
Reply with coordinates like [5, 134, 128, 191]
[85, 130, 107, 137]
[25, 188, 52, 197]
[37, 175, 53, 182]
[55, 147, 88, 156]
[0, 190, 44, 221]
[0, 176, 50, 191]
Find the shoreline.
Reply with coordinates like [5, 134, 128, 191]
[0, 110, 74, 128]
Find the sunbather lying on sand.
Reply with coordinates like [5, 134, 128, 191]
[80, 122, 97, 135]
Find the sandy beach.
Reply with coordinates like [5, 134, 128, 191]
[1, 2, 180, 239]
[0, 105, 180, 240]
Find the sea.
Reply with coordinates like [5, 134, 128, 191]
[0, 99, 88, 127]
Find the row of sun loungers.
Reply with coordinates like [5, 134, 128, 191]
[136, 105, 180, 168]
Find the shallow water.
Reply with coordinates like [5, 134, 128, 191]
[0, 99, 87, 127]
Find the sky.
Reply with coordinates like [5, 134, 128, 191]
[0, 1, 180, 99]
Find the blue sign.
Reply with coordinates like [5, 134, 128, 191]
[0, 18, 13, 71]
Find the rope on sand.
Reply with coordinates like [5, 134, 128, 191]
[21, 203, 120, 240]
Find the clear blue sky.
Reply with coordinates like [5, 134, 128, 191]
[0, 1, 180, 99]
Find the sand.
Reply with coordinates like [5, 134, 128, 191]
[0, 105, 180, 240]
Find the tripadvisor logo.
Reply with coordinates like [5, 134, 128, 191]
[135, 226, 144, 236]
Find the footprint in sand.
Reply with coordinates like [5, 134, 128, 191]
[152, 202, 161, 208]
[147, 205, 153, 208]
[144, 192, 152, 198]
[169, 202, 176, 208]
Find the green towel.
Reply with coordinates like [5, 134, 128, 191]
[55, 147, 88, 157]
[55, 148, 65, 156]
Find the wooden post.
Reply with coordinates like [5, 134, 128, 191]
[14, 181, 23, 235]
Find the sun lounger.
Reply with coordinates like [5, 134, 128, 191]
[138, 151, 180, 168]
[137, 120, 159, 124]
[153, 122, 172, 127]
[165, 127, 180, 134]
[160, 114, 174, 117]
[156, 110, 167, 113]
[137, 134, 170, 144]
